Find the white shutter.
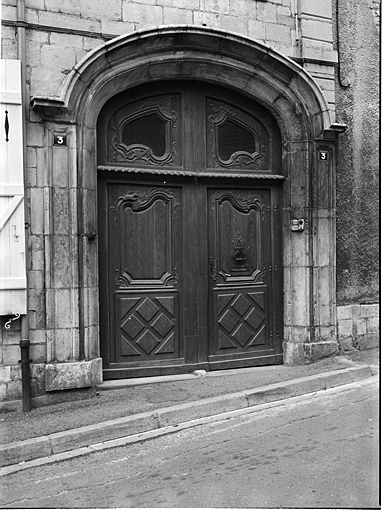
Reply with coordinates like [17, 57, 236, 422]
[0, 59, 27, 315]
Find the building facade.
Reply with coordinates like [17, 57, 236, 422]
[0, 0, 379, 403]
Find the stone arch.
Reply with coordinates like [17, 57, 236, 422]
[34, 26, 333, 140]
[32, 26, 342, 382]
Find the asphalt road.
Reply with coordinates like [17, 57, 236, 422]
[1, 378, 379, 509]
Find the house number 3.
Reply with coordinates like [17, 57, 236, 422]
[319, 151, 328, 161]
[54, 134, 67, 146]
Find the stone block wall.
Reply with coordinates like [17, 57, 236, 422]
[335, 0, 380, 306]
[0, 317, 46, 402]
[334, 1, 379, 353]
[337, 304, 380, 352]
[1, 0, 337, 110]
[2, 0, 374, 402]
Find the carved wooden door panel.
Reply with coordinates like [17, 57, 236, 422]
[99, 181, 184, 377]
[207, 187, 281, 368]
[98, 81, 283, 378]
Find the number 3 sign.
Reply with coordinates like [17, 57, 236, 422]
[53, 134, 67, 146]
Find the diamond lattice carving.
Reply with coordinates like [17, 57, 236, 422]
[219, 310, 239, 333]
[245, 307, 264, 331]
[155, 333, 175, 354]
[232, 294, 251, 316]
[120, 297, 140, 319]
[156, 297, 174, 315]
[215, 289, 267, 352]
[248, 325, 266, 346]
[152, 313, 174, 337]
[121, 315, 144, 339]
[137, 298, 159, 321]
[232, 324, 252, 347]
[249, 292, 264, 310]
[121, 335, 141, 356]
[137, 331, 160, 355]
[218, 294, 235, 315]
[218, 331, 237, 349]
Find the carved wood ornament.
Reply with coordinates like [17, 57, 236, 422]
[210, 190, 265, 284]
[208, 101, 266, 169]
[110, 97, 178, 166]
[110, 188, 179, 288]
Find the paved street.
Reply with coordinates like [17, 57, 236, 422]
[1, 378, 379, 509]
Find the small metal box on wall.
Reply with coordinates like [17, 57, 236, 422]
[0, 59, 27, 315]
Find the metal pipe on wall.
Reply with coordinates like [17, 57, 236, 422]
[16, 0, 32, 412]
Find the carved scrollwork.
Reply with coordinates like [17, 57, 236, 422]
[252, 269, 265, 283]
[115, 271, 132, 287]
[111, 188, 179, 214]
[112, 188, 179, 288]
[211, 191, 264, 215]
[137, 98, 177, 131]
[210, 190, 267, 284]
[111, 141, 176, 166]
[218, 151, 263, 168]
[211, 267, 265, 285]
[163, 268, 179, 286]
[208, 101, 265, 169]
[111, 97, 178, 166]
[114, 271, 179, 288]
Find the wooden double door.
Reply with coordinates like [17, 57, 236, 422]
[98, 82, 283, 378]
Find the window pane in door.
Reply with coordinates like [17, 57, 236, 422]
[122, 113, 166, 156]
[218, 119, 256, 161]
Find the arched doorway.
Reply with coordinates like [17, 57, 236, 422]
[97, 81, 284, 378]
[32, 27, 340, 389]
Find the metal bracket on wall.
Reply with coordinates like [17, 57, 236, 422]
[291, 219, 305, 232]
[4, 313, 21, 329]
[78, 232, 97, 240]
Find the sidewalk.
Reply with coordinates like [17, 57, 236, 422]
[0, 348, 379, 472]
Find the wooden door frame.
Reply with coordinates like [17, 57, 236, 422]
[32, 26, 342, 376]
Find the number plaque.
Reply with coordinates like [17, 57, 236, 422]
[53, 134, 67, 146]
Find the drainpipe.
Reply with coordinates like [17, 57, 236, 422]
[292, 0, 301, 56]
[336, 0, 351, 88]
[16, 0, 32, 412]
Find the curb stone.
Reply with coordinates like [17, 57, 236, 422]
[0, 365, 373, 469]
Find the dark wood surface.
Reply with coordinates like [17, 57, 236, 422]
[98, 81, 283, 378]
